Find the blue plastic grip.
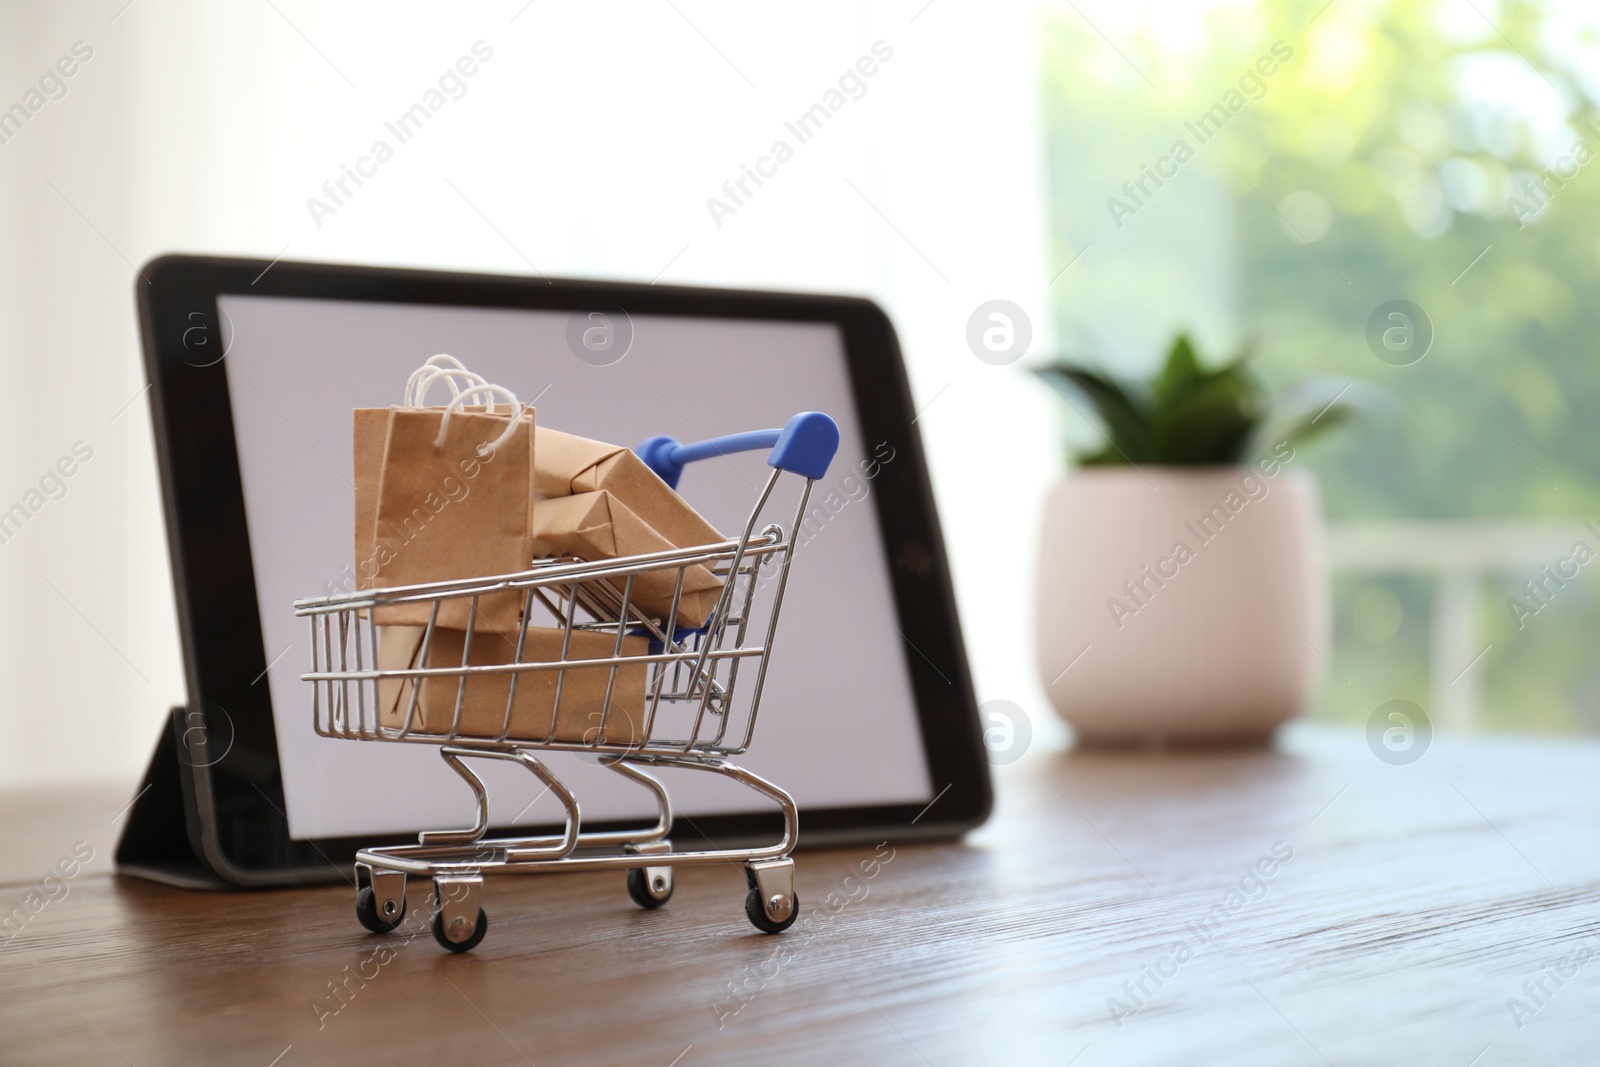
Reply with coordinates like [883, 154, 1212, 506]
[636, 412, 839, 488]
[766, 411, 840, 480]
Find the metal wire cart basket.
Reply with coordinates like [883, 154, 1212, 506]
[295, 412, 839, 952]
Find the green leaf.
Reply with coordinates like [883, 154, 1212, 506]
[1276, 405, 1354, 452]
[1035, 363, 1154, 463]
[1075, 443, 1125, 466]
[1155, 334, 1203, 402]
[1149, 369, 1262, 463]
[1033, 336, 1361, 468]
[1249, 377, 1383, 458]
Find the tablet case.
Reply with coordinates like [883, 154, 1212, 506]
[116, 709, 235, 889]
[117, 707, 347, 888]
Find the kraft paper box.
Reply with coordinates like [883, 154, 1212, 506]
[356, 404, 535, 634]
[534, 427, 723, 551]
[376, 624, 647, 745]
[533, 491, 723, 628]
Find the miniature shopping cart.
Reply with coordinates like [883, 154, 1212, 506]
[295, 412, 839, 952]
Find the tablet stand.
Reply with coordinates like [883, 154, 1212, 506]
[114, 708, 234, 889]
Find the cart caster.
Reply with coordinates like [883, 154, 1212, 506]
[355, 866, 408, 934]
[431, 906, 488, 953]
[745, 888, 798, 934]
[743, 858, 798, 934]
[626, 866, 674, 909]
[356, 886, 408, 934]
[431, 875, 488, 953]
[624, 840, 674, 910]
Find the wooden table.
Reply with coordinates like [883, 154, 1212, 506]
[4, 723, 1597, 1066]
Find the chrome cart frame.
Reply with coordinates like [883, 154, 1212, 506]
[295, 412, 839, 951]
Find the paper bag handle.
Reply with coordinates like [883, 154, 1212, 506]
[636, 411, 839, 488]
[435, 383, 526, 454]
[406, 355, 487, 407]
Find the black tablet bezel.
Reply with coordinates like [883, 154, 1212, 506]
[135, 254, 990, 885]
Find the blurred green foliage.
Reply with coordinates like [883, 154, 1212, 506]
[1034, 334, 1354, 464]
[1040, 0, 1600, 731]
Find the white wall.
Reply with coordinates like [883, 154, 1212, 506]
[0, 0, 1059, 789]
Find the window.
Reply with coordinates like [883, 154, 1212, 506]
[1040, 0, 1600, 732]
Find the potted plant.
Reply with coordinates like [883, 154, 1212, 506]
[1033, 335, 1356, 746]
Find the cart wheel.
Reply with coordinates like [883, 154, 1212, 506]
[356, 885, 407, 934]
[626, 866, 674, 909]
[744, 888, 799, 934]
[431, 906, 489, 953]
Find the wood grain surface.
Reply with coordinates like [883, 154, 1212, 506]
[3, 723, 1598, 1066]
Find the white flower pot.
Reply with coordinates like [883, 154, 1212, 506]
[1034, 464, 1328, 745]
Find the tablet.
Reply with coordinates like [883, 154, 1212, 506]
[129, 255, 989, 886]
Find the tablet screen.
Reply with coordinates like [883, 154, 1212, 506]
[217, 294, 933, 840]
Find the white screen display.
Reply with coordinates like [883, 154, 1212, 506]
[217, 294, 933, 840]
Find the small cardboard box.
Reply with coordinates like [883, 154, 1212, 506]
[533, 491, 723, 628]
[376, 624, 647, 745]
[534, 427, 723, 550]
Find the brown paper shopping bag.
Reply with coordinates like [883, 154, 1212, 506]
[533, 491, 723, 627]
[368, 378, 536, 634]
[356, 356, 502, 593]
[352, 406, 391, 592]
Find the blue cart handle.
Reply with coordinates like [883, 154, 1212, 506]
[636, 411, 839, 489]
